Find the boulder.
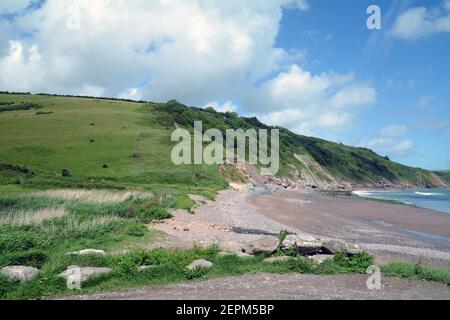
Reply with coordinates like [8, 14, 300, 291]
[281, 234, 322, 255]
[0, 266, 39, 283]
[263, 256, 291, 263]
[322, 240, 361, 256]
[68, 249, 107, 256]
[308, 254, 335, 265]
[241, 237, 279, 255]
[58, 266, 113, 282]
[61, 168, 72, 177]
[186, 259, 213, 270]
[218, 252, 252, 259]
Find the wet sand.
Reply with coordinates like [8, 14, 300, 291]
[249, 190, 450, 268]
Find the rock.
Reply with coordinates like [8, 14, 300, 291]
[218, 252, 252, 259]
[61, 168, 72, 177]
[281, 234, 322, 255]
[0, 266, 39, 282]
[308, 254, 335, 265]
[68, 249, 107, 256]
[183, 228, 190, 232]
[241, 236, 279, 255]
[263, 256, 291, 263]
[186, 259, 213, 270]
[322, 240, 361, 256]
[138, 265, 157, 272]
[59, 266, 113, 282]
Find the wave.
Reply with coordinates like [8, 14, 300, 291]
[352, 190, 373, 197]
[415, 192, 442, 196]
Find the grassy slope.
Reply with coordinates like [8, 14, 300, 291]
[0, 93, 446, 188]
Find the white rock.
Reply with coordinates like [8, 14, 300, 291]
[138, 265, 157, 272]
[308, 254, 335, 265]
[58, 266, 113, 282]
[68, 249, 107, 256]
[1, 266, 39, 282]
[186, 259, 213, 270]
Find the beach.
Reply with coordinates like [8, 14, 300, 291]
[248, 189, 450, 268]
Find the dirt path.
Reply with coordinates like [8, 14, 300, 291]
[61, 272, 450, 300]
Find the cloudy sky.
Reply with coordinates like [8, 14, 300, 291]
[0, 0, 449, 169]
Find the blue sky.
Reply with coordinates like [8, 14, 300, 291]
[274, 0, 450, 169]
[0, 0, 449, 169]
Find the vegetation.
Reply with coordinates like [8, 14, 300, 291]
[381, 261, 450, 285]
[0, 242, 376, 300]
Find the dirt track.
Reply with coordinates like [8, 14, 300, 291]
[60, 272, 450, 300]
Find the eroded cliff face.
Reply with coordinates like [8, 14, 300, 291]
[221, 155, 449, 192]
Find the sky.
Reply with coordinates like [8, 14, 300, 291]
[0, 0, 449, 170]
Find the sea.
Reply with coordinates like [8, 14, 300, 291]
[353, 189, 450, 215]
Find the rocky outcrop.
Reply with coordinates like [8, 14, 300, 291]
[0, 266, 39, 282]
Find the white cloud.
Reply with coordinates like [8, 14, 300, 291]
[0, 0, 375, 138]
[417, 95, 436, 107]
[250, 65, 375, 134]
[203, 101, 238, 113]
[367, 138, 416, 157]
[380, 125, 408, 137]
[390, 1, 450, 40]
[329, 85, 377, 109]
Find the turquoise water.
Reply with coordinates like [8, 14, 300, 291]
[353, 189, 450, 214]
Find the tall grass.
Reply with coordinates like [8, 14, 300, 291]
[0, 207, 66, 225]
[34, 189, 152, 204]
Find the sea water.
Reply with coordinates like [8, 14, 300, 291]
[353, 189, 450, 214]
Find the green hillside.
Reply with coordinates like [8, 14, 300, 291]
[0, 93, 446, 190]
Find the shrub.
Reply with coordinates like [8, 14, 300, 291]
[0, 225, 50, 254]
[126, 222, 148, 237]
[128, 200, 171, 223]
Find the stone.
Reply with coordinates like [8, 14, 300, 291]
[68, 249, 107, 256]
[138, 265, 157, 272]
[241, 236, 279, 255]
[218, 252, 252, 259]
[186, 259, 213, 270]
[1, 266, 39, 282]
[263, 256, 291, 263]
[281, 234, 322, 255]
[308, 254, 335, 265]
[322, 240, 361, 256]
[58, 266, 113, 282]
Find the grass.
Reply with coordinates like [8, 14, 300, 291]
[0, 246, 376, 300]
[381, 261, 450, 285]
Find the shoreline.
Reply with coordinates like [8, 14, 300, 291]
[248, 189, 450, 268]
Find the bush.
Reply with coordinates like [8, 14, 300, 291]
[127, 200, 171, 223]
[126, 222, 148, 237]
